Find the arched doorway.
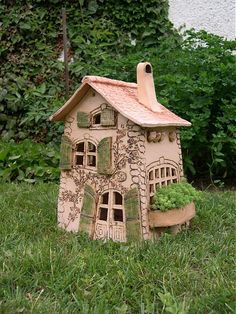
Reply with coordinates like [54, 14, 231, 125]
[94, 190, 126, 242]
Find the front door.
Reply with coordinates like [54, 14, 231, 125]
[94, 190, 126, 242]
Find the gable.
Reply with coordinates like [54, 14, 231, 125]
[65, 87, 123, 131]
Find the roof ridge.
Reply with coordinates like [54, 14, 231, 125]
[82, 75, 137, 88]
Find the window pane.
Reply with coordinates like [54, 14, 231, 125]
[101, 192, 109, 204]
[114, 192, 122, 205]
[76, 155, 84, 165]
[161, 168, 165, 178]
[88, 142, 96, 152]
[87, 155, 96, 167]
[99, 208, 108, 221]
[149, 171, 154, 180]
[155, 169, 159, 178]
[93, 113, 101, 125]
[172, 168, 176, 176]
[77, 142, 84, 152]
[149, 184, 154, 193]
[113, 209, 123, 222]
[150, 196, 154, 205]
[166, 167, 170, 177]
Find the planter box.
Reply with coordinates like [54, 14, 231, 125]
[149, 202, 196, 229]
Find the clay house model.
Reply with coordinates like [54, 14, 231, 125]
[50, 62, 191, 242]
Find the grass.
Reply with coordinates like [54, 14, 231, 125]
[0, 183, 235, 313]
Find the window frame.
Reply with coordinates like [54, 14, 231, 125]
[98, 190, 125, 223]
[74, 140, 97, 169]
[148, 164, 179, 205]
[90, 105, 117, 129]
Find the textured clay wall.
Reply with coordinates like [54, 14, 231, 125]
[169, 0, 236, 40]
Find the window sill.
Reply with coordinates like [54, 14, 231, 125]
[73, 165, 97, 172]
[89, 125, 117, 130]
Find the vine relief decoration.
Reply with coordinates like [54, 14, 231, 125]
[58, 124, 130, 232]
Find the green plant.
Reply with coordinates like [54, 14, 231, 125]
[0, 0, 173, 143]
[0, 140, 60, 183]
[152, 182, 201, 212]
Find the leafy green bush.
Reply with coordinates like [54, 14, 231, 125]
[152, 182, 201, 212]
[0, 0, 173, 144]
[155, 31, 236, 182]
[0, 140, 60, 183]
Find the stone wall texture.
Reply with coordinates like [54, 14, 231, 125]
[169, 0, 236, 40]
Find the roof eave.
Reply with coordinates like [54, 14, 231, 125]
[141, 121, 191, 128]
[49, 83, 90, 121]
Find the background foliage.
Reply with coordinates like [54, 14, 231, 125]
[0, 0, 235, 183]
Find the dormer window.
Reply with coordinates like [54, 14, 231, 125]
[75, 140, 97, 168]
[93, 112, 101, 125]
[91, 104, 116, 128]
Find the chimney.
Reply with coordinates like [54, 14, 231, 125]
[137, 62, 162, 112]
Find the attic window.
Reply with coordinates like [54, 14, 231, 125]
[91, 105, 116, 128]
[93, 113, 101, 125]
[145, 64, 152, 73]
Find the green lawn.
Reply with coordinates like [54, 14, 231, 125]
[0, 184, 235, 313]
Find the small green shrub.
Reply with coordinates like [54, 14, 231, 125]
[152, 182, 201, 212]
[0, 140, 60, 183]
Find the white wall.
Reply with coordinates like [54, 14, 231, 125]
[169, 0, 236, 40]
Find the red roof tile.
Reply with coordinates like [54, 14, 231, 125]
[50, 75, 191, 127]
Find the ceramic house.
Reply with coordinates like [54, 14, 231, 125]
[50, 62, 191, 242]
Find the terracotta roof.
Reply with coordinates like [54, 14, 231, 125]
[50, 75, 191, 127]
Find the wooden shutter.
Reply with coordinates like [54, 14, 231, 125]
[101, 107, 115, 126]
[59, 135, 72, 170]
[77, 111, 90, 128]
[124, 188, 141, 241]
[97, 137, 113, 175]
[80, 184, 96, 236]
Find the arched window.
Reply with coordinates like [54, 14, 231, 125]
[74, 140, 96, 168]
[98, 191, 124, 222]
[148, 165, 179, 204]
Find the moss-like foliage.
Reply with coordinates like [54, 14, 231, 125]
[152, 182, 201, 212]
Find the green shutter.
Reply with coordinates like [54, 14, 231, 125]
[77, 111, 90, 128]
[97, 137, 113, 175]
[80, 184, 96, 236]
[124, 188, 141, 241]
[59, 135, 72, 170]
[101, 108, 115, 126]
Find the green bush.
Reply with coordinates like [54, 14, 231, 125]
[155, 31, 236, 182]
[0, 140, 60, 183]
[0, 0, 173, 144]
[152, 182, 201, 212]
